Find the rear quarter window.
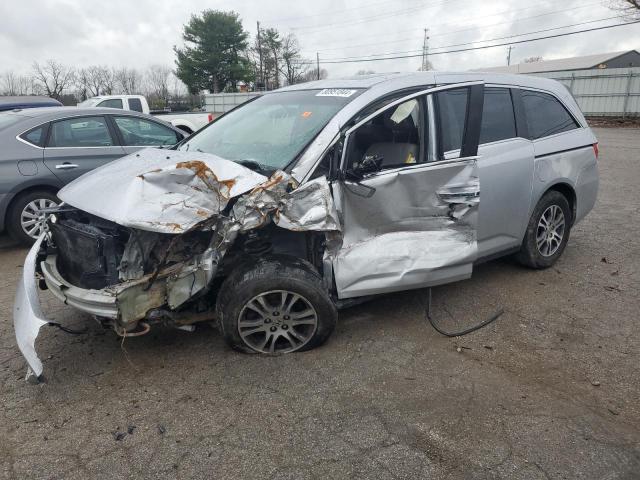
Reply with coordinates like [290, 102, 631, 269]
[521, 90, 579, 140]
[20, 125, 48, 147]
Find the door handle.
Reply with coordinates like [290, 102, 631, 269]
[437, 191, 480, 201]
[55, 163, 79, 170]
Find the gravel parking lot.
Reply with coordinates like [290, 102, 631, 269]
[1, 127, 639, 479]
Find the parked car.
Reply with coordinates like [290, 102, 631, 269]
[15, 72, 599, 379]
[77, 94, 215, 134]
[0, 106, 185, 244]
[0, 96, 62, 111]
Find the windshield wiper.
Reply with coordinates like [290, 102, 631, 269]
[236, 159, 275, 175]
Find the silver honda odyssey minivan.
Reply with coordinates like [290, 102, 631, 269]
[15, 72, 599, 379]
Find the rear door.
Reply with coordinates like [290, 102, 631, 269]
[43, 115, 125, 183]
[332, 82, 484, 299]
[475, 87, 534, 258]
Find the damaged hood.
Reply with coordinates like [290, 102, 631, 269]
[58, 148, 268, 233]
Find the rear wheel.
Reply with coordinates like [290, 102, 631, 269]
[7, 190, 59, 245]
[516, 190, 571, 269]
[216, 257, 337, 354]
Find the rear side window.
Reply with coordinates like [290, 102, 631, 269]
[113, 116, 180, 146]
[128, 98, 143, 112]
[20, 125, 48, 147]
[480, 88, 516, 144]
[48, 116, 114, 148]
[435, 88, 468, 152]
[97, 98, 123, 109]
[521, 90, 579, 140]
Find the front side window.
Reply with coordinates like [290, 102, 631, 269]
[97, 98, 123, 109]
[114, 116, 180, 146]
[480, 88, 517, 144]
[521, 90, 579, 140]
[128, 98, 143, 112]
[435, 88, 469, 153]
[47, 116, 114, 148]
[178, 89, 362, 173]
[347, 98, 423, 172]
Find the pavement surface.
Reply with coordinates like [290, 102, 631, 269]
[1, 127, 639, 479]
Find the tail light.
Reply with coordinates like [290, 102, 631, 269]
[207, 113, 213, 123]
[593, 142, 599, 159]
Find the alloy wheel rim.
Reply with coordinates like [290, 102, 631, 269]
[21, 198, 57, 239]
[237, 290, 318, 353]
[536, 205, 565, 257]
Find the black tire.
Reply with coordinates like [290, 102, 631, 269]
[516, 190, 572, 269]
[216, 256, 337, 354]
[6, 190, 59, 245]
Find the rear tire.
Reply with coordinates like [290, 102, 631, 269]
[516, 190, 571, 269]
[216, 256, 337, 354]
[7, 190, 59, 245]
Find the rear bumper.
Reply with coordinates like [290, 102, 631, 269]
[575, 160, 599, 224]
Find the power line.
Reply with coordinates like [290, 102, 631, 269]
[288, 4, 437, 32]
[312, 21, 640, 64]
[305, 0, 604, 50]
[262, 0, 454, 25]
[313, 15, 628, 61]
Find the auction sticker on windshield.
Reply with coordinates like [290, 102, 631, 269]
[316, 89, 357, 97]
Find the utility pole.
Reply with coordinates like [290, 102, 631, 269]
[257, 21, 263, 90]
[316, 52, 320, 80]
[421, 28, 430, 71]
[507, 45, 514, 66]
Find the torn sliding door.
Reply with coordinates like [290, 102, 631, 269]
[332, 158, 480, 299]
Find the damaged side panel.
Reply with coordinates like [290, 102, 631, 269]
[332, 159, 480, 298]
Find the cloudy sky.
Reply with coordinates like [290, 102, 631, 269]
[0, 0, 638, 78]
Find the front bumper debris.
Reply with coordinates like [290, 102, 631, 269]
[13, 235, 48, 381]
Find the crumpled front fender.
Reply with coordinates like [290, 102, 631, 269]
[13, 235, 48, 381]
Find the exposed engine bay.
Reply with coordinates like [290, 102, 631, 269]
[40, 204, 330, 336]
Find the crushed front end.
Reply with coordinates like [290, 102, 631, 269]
[13, 149, 341, 380]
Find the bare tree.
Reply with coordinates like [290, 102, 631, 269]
[145, 65, 172, 107]
[101, 68, 116, 95]
[279, 34, 310, 85]
[114, 67, 142, 94]
[2, 71, 20, 95]
[608, 0, 640, 18]
[32, 60, 75, 99]
[300, 68, 328, 83]
[523, 56, 544, 63]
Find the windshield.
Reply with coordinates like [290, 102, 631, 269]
[77, 97, 102, 107]
[178, 89, 361, 172]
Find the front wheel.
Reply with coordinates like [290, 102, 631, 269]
[216, 257, 337, 354]
[516, 190, 572, 269]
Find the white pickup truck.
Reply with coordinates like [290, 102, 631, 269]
[77, 95, 215, 134]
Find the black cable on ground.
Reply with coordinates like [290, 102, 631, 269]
[47, 321, 88, 335]
[421, 288, 504, 337]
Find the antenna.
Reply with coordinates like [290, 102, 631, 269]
[421, 28, 430, 71]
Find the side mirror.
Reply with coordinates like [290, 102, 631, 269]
[352, 154, 383, 178]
